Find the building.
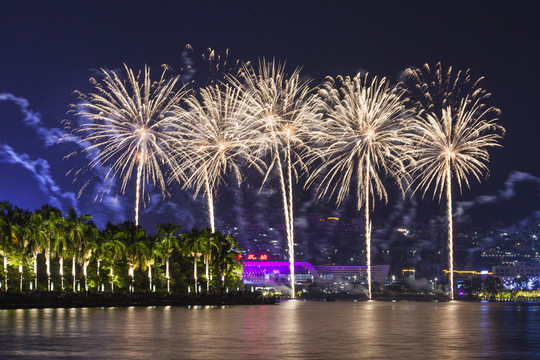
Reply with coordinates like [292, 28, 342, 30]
[242, 261, 389, 288]
[492, 261, 540, 289]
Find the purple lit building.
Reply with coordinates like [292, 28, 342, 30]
[243, 261, 389, 288]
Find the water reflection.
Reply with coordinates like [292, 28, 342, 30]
[1, 301, 539, 359]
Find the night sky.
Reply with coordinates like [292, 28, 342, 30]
[1, 1, 539, 242]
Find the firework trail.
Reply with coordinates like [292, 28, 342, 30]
[172, 83, 264, 233]
[65, 65, 189, 226]
[309, 74, 410, 299]
[404, 63, 504, 299]
[233, 59, 322, 298]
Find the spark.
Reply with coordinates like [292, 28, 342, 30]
[308, 73, 410, 299]
[66, 64, 189, 226]
[405, 63, 505, 300]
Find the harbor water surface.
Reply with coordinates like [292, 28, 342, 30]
[1, 300, 540, 359]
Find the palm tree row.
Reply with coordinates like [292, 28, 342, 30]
[0, 202, 243, 293]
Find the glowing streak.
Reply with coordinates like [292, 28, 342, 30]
[193, 256, 198, 292]
[135, 148, 145, 226]
[286, 138, 296, 297]
[365, 156, 372, 299]
[204, 168, 215, 233]
[446, 162, 454, 299]
[275, 152, 294, 296]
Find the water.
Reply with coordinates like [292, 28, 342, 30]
[1, 300, 540, 359]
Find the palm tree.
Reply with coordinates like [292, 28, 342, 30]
[0, 202, 18, 290]
[11, 207, 29, 292]
[115, 222, 148, 292]
[180, 227, 208, 294]
[145, 240, 164, 291]
[80, 226, 99, 292]
[218, 251, 244, 290]
[28, 215, 46, 291]
[34, 205, 63, 291]
[101, 238, 126, 292]
[13, 233, 28, 292]
[156, 222, 181, 293]
[64, 207, 94, 292]
[211, 231, 242, 289]
[51, 227, 70, 290]
[124, 240, 148, 292]
[201, 231, 219, 292]
[94, 230, 108, 290]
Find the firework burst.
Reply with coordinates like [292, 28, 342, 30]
[172, 83, 264, 233]
[233, 59, 322, 297]
[65, 65, 189, 225]
[405, 63, 504, 299]
[309, 73, 410, 299]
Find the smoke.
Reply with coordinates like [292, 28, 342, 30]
[224, 168, 288, 255]
[0, 93, 63, 147]
[264, 284, 293, 296]
[332, 276, 369, 296]
[376, 192, 419, 246]
[405, 277, 444, 294]
[0, 93, 79, 212]
[456, 171, 540, 212]
[455, 171, 540, 228]
[141, 191, 202, 232]
[180, 49, 196, 83]
[0, 143, 78, 212]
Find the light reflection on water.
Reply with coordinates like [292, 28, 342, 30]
[1, 301, 540, 359]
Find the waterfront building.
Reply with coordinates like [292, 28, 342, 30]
[242, 261, 389, 290]
[492, 261, 540, 289]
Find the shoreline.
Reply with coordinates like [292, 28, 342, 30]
[3, 291, 540, 310]
[0, 291, 280, 310]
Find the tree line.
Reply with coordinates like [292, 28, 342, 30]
[0, 201, 243, 294]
